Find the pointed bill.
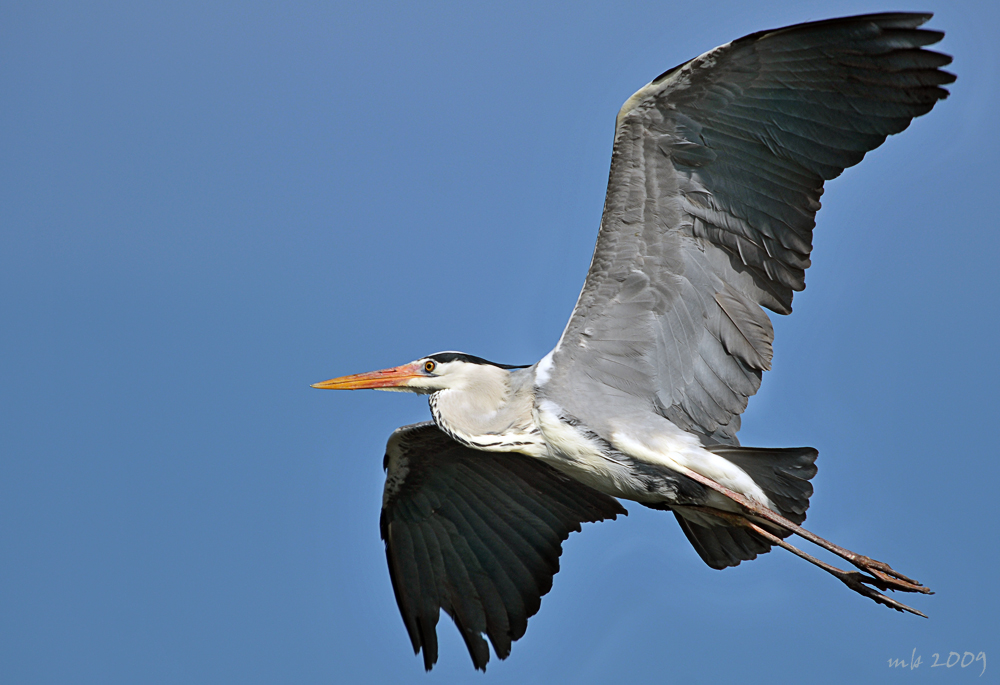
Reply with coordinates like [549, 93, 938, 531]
[311, 361, 425, 390]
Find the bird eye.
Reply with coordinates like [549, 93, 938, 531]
[424, 360, 436, 373]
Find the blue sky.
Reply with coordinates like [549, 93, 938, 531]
[2, 1, 997, 682]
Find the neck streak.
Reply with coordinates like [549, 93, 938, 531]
[427, 368, 545, 457]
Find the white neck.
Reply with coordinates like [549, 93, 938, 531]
[428, 366, 545, 456]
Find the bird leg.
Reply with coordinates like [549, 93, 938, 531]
[685, 506, 928, 617]
[675, 467, 931, 603]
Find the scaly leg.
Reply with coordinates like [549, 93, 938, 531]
[685, 506, 928, 617]
[675, 466, 931, 599]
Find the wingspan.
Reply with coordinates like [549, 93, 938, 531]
[379, 422, 626, 671]
[541, 13, 953, 444]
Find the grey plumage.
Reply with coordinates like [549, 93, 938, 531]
[544, 12, 953, 445]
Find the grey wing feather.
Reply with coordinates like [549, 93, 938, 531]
[542, 13, 953, 444]
[379, 422, 626, 671]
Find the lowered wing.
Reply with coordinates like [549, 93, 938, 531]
[539, 13, 954, 444]
[379, 422, 626, 671]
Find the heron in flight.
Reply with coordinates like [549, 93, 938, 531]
[314, 13, 953, 671]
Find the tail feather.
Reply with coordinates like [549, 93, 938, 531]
[675, 445, 818, 569]
[674, 513, 772, 570]
[707, 445, 818, 524]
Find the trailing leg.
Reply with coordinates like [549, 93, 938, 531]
[675, 465, 931, 603]
[685, 506, 929, 617]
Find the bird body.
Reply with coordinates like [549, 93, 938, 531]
[314, 12, 954, 672]
[535, 377, 774, 508]
[374, 353, 812, 528]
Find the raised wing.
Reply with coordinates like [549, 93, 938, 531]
[542, 13, 954, 444]
[379, 422, 626, 671]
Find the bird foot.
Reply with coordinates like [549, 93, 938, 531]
[743, 515, 931, 617]
[685, 504, 930, 617]
[676, 467, 931, 613]
[846, 555, 932, 595]
[836, 571, 928, 617]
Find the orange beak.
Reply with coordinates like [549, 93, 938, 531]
[311, 361, 425, 390]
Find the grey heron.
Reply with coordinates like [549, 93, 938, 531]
[314, 13, 954, 671]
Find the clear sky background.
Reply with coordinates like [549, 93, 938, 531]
[2, 1, 998, 683]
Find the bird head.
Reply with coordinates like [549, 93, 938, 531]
[311, 352, 528, 395]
